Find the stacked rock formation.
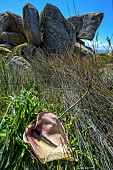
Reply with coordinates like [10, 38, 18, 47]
[0, 3, 104, 57]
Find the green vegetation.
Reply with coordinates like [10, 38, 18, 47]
[0, 52, 113, 170]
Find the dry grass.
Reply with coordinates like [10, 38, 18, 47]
[34, 53, 113, 169]
[0, 51, 113, 169]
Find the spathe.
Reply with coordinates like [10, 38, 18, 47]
[23, 112, 75, 163]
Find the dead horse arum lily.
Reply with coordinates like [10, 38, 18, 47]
[23, 112, 75, 163]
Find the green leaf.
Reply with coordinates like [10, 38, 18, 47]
[0, 129, 6, 138]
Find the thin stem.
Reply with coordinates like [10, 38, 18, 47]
[59, 90, 88, 119]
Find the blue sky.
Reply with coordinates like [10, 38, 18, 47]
[0, 0, 113, 51]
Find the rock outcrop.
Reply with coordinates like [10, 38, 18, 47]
[0, 11, 26, 46]
[0, 43, 13, 49]
[0, 3, 104, 57]
[40, 3, 76, 54]
[67, 12, 103, 40]
[75, 42, 94, 57]
[0, 31, 26, 45]
[23, 3, 40, 47]
[0, 11, 25, 34]
[8, 55, 33, 91]
[8, 55, 31, 70]
[14, 43, 44, 65]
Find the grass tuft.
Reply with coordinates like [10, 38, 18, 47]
[0, 52, 113, 169]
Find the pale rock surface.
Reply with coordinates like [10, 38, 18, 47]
[75, 42, 94, 57]
[0, 46, 12, 54]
